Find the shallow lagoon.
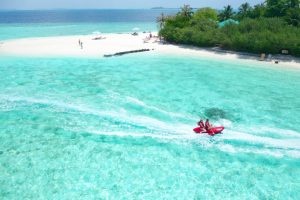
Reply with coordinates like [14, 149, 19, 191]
[0, 54, 300, 199]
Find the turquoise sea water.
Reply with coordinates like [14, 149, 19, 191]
[1, 10, 300, 199]
[1, 54, 300, 199]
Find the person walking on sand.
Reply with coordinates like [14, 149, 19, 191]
[80, 41, 83, 49]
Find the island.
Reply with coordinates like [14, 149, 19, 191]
[157, 2, 300, 57]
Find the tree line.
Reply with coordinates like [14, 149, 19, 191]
[157, 1, 300, 57]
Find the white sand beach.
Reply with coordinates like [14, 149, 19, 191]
[0, 32, 299, 68]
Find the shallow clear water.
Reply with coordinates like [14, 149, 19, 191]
[1, 9, 300, 199]
[0, 54, 300, 199]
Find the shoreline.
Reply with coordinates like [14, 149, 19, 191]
[0, 32, 299, 69]
[159, 45, 300, 70]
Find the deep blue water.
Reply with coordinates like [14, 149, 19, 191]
[0, 9, 178, 40]
[0, 9, 178, 23]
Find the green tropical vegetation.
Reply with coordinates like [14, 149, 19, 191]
[158, 1, 300, 57]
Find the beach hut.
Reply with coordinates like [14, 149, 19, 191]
[281, 49, 289, 55]
[218, 19, 239, 27]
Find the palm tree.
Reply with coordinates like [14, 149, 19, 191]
[157, 13, 168, 40]
[218, 5, 234, 21]
[238, 2, 252, 18]
[180, 4, 193, 19]
[290, 0, 300, 8]
[156, 13, 166, 30]
[250, 3, 266, 18]
[286, 6, 300, 26]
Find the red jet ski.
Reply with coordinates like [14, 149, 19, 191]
[193, 126, 224, 136]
